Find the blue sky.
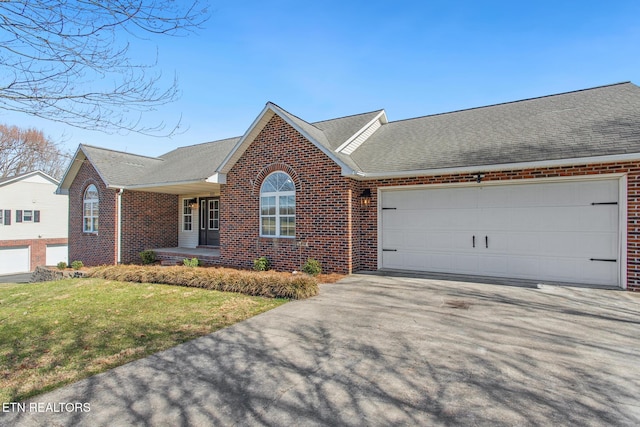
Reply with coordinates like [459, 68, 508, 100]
[2, 0, 640, 157]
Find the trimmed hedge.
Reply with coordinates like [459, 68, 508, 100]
[88, 265, 319, 299]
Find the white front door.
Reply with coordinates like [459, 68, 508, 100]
[380, 179, 620, 286]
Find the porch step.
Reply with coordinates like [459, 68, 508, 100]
[153, 247, 221, 267]
[196, 245, 220, 249]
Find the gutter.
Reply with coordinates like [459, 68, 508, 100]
[349, 152, 640, 181]
[116, 188, 123, 264]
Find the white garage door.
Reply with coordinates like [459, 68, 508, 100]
[0, 246, 31, 275]
[380, 179, 620, 286]
[46, 244, 68, 266]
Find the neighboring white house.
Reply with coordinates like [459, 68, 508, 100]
[0, 171, 68, 275]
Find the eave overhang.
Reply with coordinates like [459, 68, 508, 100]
[348, 152, 640, 181]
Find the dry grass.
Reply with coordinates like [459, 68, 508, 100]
[0, 278, 287, 402]
[89, 265, 319, 299]
[317, 273, 346, 284]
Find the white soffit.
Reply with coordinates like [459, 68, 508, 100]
[335, 110, 387, 155]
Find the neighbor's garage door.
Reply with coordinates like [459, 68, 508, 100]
[46, 244, 68, 266]
[0, 246, 31, 275]
[380, 179, 620, 286]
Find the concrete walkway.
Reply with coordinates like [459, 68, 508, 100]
[3, 274, 640, 426]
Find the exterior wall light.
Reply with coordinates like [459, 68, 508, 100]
[189, 199, 199, 210]
[360, 188, 372, 206]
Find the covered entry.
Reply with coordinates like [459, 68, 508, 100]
[379, 178, 622, 287]
[199, 197, 220, 246]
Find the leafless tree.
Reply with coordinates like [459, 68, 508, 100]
[0, 124, 70, 179]
[0, 0, 208, 135]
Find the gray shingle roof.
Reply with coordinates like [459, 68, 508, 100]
[314, 110, 384, 150]
[73, 82, 640, 189]
[152, 137, 240, 184]
[350, 82, 640, 173]
[80, 137, 240, 187]
[80, 145, 163, 187]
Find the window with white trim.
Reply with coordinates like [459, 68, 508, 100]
[260, 172, 295, 237]
[183, 198, 195, 231]
[83, 184, 99, 233]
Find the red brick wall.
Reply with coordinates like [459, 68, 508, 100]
[69, 161, 117, 266]
[358, 162, 640, 291]
[220, 115, 356, 274]
[0, 238, 68, 270]
[120, 191, 178, 263]
[69, 160, 179, 266]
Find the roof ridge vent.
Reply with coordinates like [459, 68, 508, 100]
[336, 112, 385, 155]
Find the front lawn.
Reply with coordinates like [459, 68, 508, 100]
[0, 278, 287, 402]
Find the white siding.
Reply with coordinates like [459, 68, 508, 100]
[0, 174, 68, 240]
[178, 196, 199, 248]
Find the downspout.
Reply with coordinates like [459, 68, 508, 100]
[116, 188, 124, 264]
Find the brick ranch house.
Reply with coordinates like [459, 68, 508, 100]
[58, 82, 640, 290]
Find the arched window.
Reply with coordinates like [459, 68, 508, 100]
[83, 184, 99, 233]
[260, 172, 295, 237]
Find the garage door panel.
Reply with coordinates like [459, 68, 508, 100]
[452, 254, 478, 274]
[577, 206, 618, 231]
[479, 255, 508, 276]
[477, 208, 507, 230]
[579, 260, 618, 283]
[0, 247, 30, 275]
[403, 231, 429, 250]
[381, 179, 620, 286]
[507, 256, 540, 278]
[508, 208, 542, 231]
[424, 232, 453, 250]
[46, 245, 68, 266]
[506, 232, 541, 255]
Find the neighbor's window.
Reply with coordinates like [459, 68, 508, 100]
[83, 184, 99, 233]
[183, 198, 195, 231]
[260, 171, 295, 237]
[22, 210, 33, 222]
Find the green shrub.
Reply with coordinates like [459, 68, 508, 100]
[71, 260, 84, 270]
[183, 257, 201, 267]
[56, 261, 67, 270]
[253, 256, 271, 271]
[139, 250, 157, 265]
[88, 265, 319, 299]
[302, 258, 322, 276]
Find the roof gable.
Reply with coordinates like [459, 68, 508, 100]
[217, 103, 362, 176]
[0, 170, 59, 188]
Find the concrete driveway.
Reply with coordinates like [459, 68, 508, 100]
[3, 274, 640, 426]
[0, 273, 31, 283]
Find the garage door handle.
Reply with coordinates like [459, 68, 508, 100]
[382, 249, 397, 252]
[485, 236, 488, 248]
[472, 235, 475, 248]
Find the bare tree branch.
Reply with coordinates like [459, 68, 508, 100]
[0, 124, 71, 179]
[0, 0, 208, 135]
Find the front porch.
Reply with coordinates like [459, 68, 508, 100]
[153, 247, 221, 266]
